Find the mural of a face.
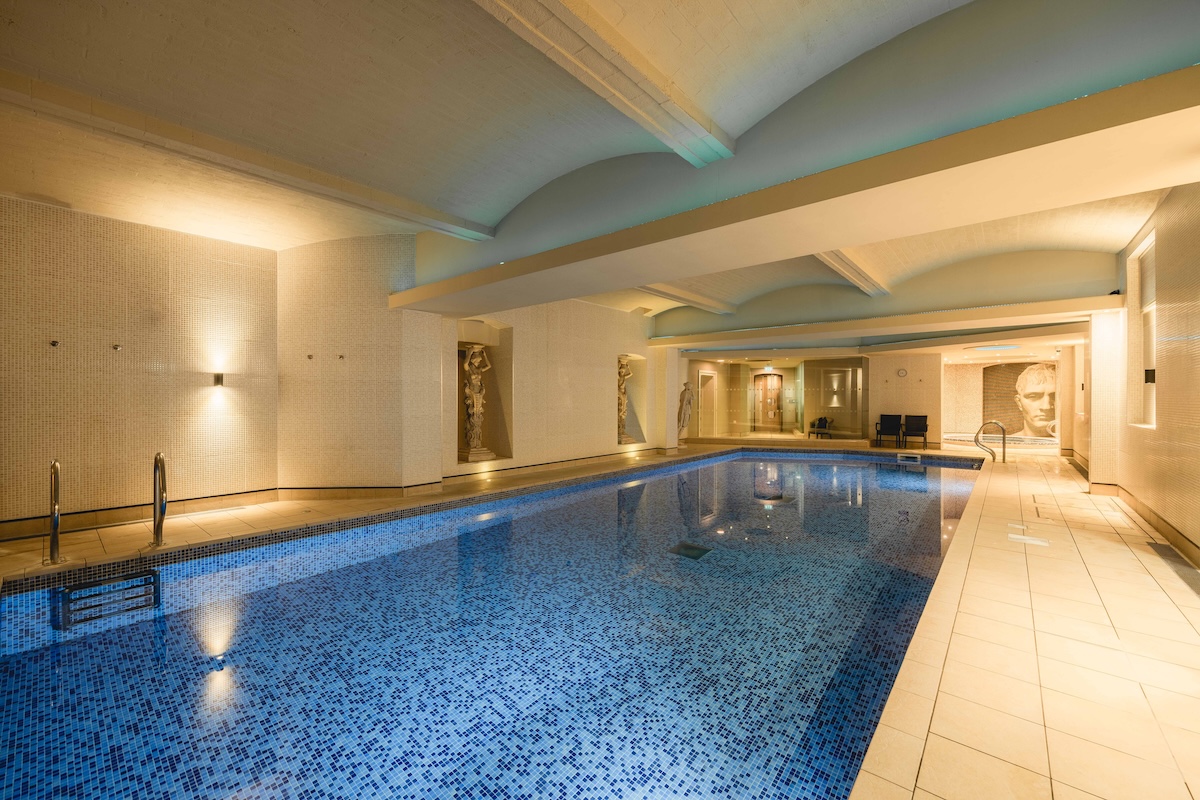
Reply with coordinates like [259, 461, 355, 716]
[1014, 363, 1057, 437]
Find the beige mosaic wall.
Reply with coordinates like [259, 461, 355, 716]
[941, 364, 983, 434]
[441, 300, 657, 477]
[1072, 343, 1090, 467]
[1089, 311, 1123, 485]
[0, 197, 278, 520]
[1118, 183, 1200, 546]
[867, 354, 943, 445]
[277, 234, 427, 488]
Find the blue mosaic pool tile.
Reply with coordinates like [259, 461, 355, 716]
[1, 456, 977, 799]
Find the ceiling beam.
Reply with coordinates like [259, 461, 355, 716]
[0, 67, 494, 242]
[472, 0, 734, 167]
[814, 250, 890, 296]
[650, 296, 1121, 350]
[388, 64, 1200, 317]
[677, 322, 1088, 361]
[856, 322, 1088, 355]
[637, 283, 736, 314]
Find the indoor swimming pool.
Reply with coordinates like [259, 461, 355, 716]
[0, 452, 979, 799]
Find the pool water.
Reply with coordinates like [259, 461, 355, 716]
[1, 455, 977, 799]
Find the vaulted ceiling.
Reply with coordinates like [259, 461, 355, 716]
[3, 0, 1200, 353]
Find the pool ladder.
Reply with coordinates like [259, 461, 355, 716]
[149, 452, 167, 548]
[52, 570, 162, 631]
[44, 454, 167, 561]
[974, 420, 1007, 463]
[45, 460, 65, 565]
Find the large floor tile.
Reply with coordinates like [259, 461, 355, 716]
[1045, 729, 1190, 800]
[916, 734, 1050, 800]
[929, 693, 1048, 774]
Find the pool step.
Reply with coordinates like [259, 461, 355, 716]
[51, 569, 162, 631]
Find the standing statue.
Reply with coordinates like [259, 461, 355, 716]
[677, 381, 694, 442]
[617, 356, 636, 444]
[460, 344, 496, 462]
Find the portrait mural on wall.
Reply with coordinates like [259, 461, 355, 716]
[982, 362, 1058, 439]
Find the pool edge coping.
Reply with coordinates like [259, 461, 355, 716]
[1, 446, 984, 597]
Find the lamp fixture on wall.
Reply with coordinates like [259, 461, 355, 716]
[213, 373, 224, 387]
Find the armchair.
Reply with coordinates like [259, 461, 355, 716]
[902, 415, 929, 450]
[875, 414, 902, 447]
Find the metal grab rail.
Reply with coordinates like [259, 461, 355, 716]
[973, 420, 1007, 463]
[45, 460, 65, 565]
[150, 452, 167, 547]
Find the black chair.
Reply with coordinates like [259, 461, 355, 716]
[902, 415, 929, 450]
[875, 414, 902, 447]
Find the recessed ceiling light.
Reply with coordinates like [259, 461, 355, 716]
[972, 345, 1019, 351]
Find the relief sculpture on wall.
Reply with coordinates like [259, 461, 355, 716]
[460, 344, 498, 462]
[982, 361, 1058, 440]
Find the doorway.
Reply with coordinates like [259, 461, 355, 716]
[753, 373, 783, 432]
[698, 371, 717, 436]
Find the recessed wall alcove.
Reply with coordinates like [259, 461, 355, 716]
[456, 319, 513, 464]
[618, 353, 647, 446]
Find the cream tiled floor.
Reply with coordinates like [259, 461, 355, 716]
[853, 455, 1200, 800]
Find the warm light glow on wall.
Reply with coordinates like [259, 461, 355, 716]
[208, 384, 228, 411]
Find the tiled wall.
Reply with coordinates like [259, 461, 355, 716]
[1057, 346, 1075, 455]
[441, 300, 657, 477]
[1118, 184, 1200, 546]
[0, 197, 277, 521]
[867, 354, 942, 444]
[1089, 312, 1123, 485]
[942, 364, 983, 434]
[2, 204, 672, 515]
[1072, 343, 1090, 467]
[277, 234, 425, 488]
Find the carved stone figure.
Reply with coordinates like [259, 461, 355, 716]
[460, 344, 497, 462]
[1014, 362, 1057, 438]
[677, 381, 694, 441]
[617, 356, 636, 444]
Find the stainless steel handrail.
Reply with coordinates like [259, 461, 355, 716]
[150, 452, 167, 547]
[45, 459, 65, 565]
[973, 420, 1007, 463]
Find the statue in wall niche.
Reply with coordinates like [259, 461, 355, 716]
[617, 356, 636, 444]
[677, 381, 694, 443]
[460, 344, 497, 462]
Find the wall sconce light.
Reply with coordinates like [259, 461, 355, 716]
[214, 373, 224, 387]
